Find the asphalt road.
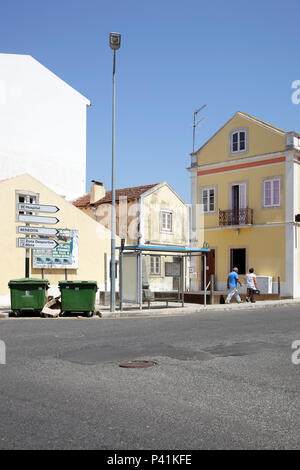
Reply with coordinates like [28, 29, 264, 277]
[0, 306, 300, 450]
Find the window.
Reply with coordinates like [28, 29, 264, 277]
[150, 256, 160, 275]
[263, 179, 280, 207]
[161, 210, 172, 232]
[16, 191, 38, 216]
[230, 128, 248, 154]
[201, 187, 215, 213]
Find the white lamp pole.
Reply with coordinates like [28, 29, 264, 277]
[109, 32, 121, 312]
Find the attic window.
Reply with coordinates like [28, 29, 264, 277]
[230, 128, 248, 154]
[161, 210, 172, 232]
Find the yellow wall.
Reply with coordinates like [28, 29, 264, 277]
[0, 174, 118, 300]
[192, 112, 291, 294]
[197, 163, 286, 228]
[197, 226, 285, 284]
[196, 114, 286, 166]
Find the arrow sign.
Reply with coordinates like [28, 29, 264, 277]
[17, 238, 59, 249]
[18, 214, 59, 225]
[17, 226, 59, 236]
[18, 203, 59, 213]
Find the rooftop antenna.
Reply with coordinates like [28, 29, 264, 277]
[193, 104, 207, 153]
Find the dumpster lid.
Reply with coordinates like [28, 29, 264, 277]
[59, 280, 97, 286]
[8, 278, 49, 285]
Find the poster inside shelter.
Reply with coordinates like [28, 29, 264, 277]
[33, 229, 79, 269]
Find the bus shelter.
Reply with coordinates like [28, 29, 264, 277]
[117, 244, 210, 311]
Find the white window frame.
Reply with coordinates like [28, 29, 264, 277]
[201, 186, 216, 213]
[150, 256, 161, 275]
[160, 210, 173, 232]
[229, 127, 248, 155]
[263, 178, 281, 207]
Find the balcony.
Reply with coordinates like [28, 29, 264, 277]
[219, 208, 253, 226]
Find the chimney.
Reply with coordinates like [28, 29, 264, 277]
[90, 180, 106, 204]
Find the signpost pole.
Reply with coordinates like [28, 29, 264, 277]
[41, 268, 44, 280]
[181, 256, 184, 307]
[204, 254, 207, 306]
[119, 249, 123, 312]
[65, 269, 68, 281]
[25, 196, 30, 278]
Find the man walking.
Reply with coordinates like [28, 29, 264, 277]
[245, 267, 259, 303]
[225, 267, 243, 304]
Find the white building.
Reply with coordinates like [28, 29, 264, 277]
[0, 53, 90, 200]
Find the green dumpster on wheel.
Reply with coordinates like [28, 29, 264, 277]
[8, 278, 49, 316]
[59, 280, 98, 317]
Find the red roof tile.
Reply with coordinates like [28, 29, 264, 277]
[73, 183, 160, 208]
[73, 193, 90, 207]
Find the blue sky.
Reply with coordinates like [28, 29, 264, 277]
[1, 0, 299, 202]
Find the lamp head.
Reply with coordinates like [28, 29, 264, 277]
[110, 33, 121, 50]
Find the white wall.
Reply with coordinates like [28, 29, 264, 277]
[0, 54, 90, 200]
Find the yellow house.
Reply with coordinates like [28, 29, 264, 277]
[0, 173, 119, 307]
[188, 111, 300, 298]
[73, 181, 188, 292]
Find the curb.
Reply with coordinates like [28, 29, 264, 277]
[99, 300, 300, 318]
[1, 300, 299, 320]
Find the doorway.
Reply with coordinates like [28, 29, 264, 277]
[230, 248, 246, 275]
[201, 249, 215, 290]
[231, 184, 246, 224]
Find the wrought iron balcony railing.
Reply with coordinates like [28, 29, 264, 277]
[219, 208, 253, 226]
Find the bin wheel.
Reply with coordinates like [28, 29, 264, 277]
[13, 310, 21, 317]
[86, 311, 94, 318]
[59, 311, 65, 317]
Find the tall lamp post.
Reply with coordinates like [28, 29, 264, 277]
[109, 32, 121, 312]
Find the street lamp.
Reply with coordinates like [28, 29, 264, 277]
[109, 32, 121, 312]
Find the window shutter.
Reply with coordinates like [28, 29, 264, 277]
[155, 257, 160, 274]
[168, 213, 172, 231]
[209, 189, 215, 211]
[232, 133, 238, 152]
[239, 184, 246, 209]
[202, 189, 208, 212]
[273, 180, 280, 205]
[264, 181, 271, 206]
[239, 132, 246, 150]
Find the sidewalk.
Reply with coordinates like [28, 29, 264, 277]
[98, 298, 300, 318]
[1, 298, 300, 319]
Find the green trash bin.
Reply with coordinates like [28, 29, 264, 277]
[59, 280, 98, 317]
[8, 278, 49, 316]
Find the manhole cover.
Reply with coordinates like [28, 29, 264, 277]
[118, 360, 157, 368]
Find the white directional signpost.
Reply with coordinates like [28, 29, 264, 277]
[17, 238, 59, 250]
[18, 203, 59, 213]
[17, 226, 59, 236]
[16, 200, 60, 278]
[18, 214, 60, 225]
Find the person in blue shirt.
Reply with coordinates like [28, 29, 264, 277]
[225, 267, 243, 304]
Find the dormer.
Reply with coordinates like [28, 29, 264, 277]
[229, 127, 248, 156]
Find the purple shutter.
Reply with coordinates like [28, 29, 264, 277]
[273, 180, 280, 205]
[264, 181, 271, 206]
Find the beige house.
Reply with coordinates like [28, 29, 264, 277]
[0, 174, 118, 307]
[73, 181, 189, 292]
